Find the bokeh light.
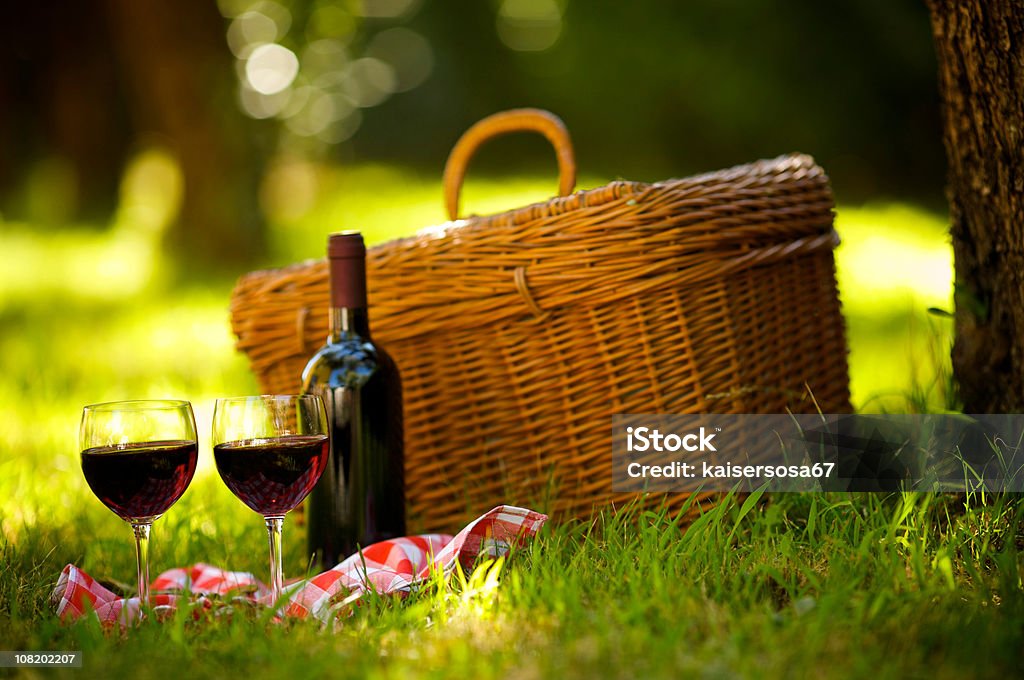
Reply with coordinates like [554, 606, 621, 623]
[497, 0, 565, 52]
[238, 83, 291, 119]
[221, 0, 431, 147]
[344, 57, 397, 108]
[285, 88, 337, 136]
[113, 146, 183, 236]
[356, 0, 422, 20]
[319, 108, 363, 143]
[227, 11, 279, 57]
[259, 156, 320, 222]
[304, 39, 350, 75]
[306, 5, 357, 42]
[366, 27, 434, 92]
[245, 43, 300, 95]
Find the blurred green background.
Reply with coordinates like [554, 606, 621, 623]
[0, 1, 953, 528]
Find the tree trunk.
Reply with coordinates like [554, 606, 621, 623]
[103, 0, 267, 268]
[926, 0, 1024, 412]
[0, 3, 129, 219]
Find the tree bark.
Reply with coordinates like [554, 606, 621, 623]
[926, 0, 1024, 412]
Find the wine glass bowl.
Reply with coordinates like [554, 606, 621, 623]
[214, 435, 329, 516]
[81, 439, 197, 521]
[80, 399, 198, 609]
[211, 395, 328, 604]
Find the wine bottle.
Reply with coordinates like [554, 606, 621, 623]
[302, 232, 405, 569]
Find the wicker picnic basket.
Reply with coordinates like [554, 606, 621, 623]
[229, 109, 851, 532]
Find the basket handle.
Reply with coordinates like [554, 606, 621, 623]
[442, 108, 577, 221]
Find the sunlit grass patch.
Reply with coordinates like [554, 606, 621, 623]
[0, 147, 183, 306]
[0, 225, 164, 303]
[834, 203, 953, 410]
[835, 203, 953, 318]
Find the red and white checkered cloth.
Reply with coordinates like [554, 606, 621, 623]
[52, 505, 547, 625]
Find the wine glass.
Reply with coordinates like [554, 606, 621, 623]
[80, 400, 198, 610]
[211, 395, 329, 605]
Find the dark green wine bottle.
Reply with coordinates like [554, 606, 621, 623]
[301, 232, 405, 569]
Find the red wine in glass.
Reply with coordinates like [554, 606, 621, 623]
[213, 435, 329, 515]
[80, 400, 198, 612]
[212, 395, 328, 605]
[81, 440, 198, 521]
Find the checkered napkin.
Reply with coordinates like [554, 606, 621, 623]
[52, 505, 547, 625]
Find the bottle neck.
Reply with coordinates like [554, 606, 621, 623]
[330, 306, 371, 341]
[328, 252, 369, 341]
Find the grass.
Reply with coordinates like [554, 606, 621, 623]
[1, 162, 1002, 679]
[2, 495, 1022, 678]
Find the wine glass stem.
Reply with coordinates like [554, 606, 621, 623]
[131, 521, 152, 609]
[265, 515, 285, 605]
